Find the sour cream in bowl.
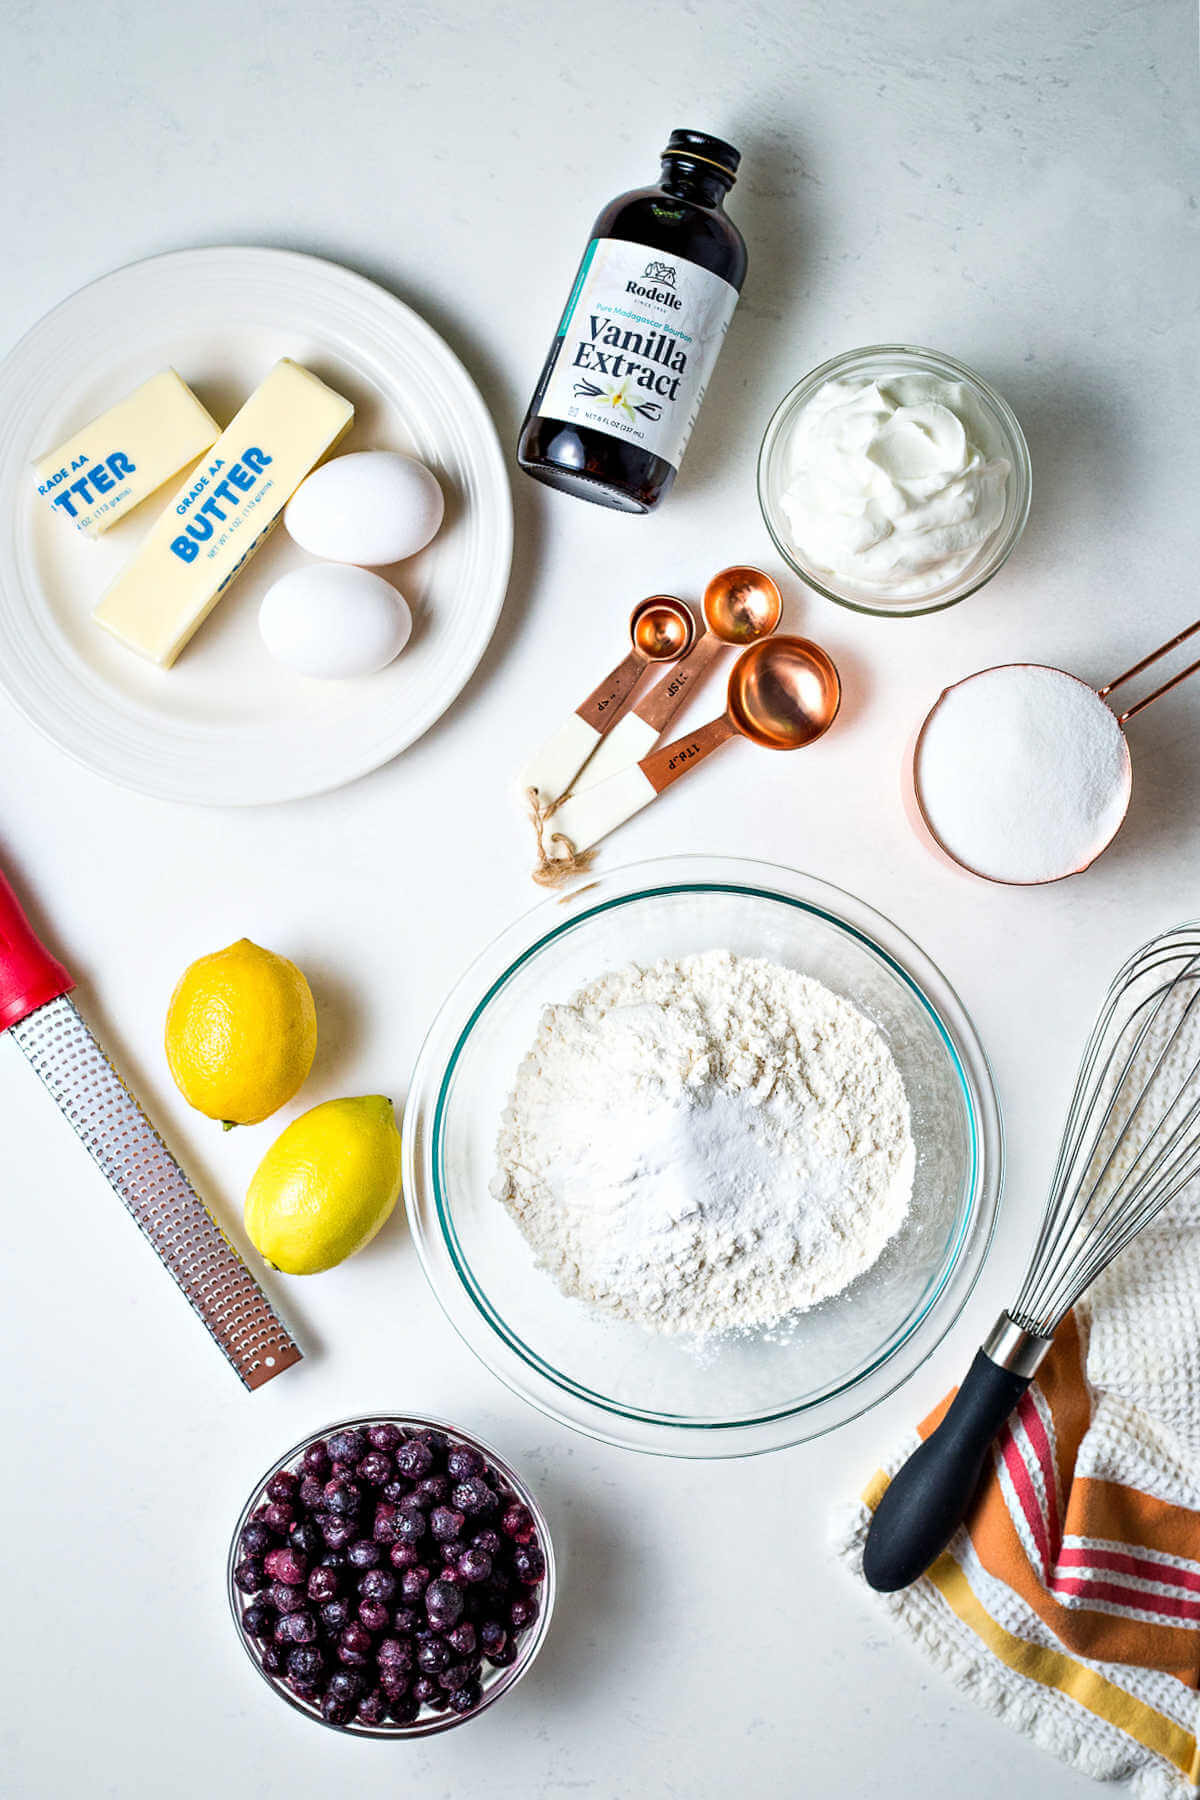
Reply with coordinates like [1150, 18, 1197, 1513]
[758, 346, 1031, 618]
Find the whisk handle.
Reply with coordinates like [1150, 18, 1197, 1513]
[862, 1340, 1038, 1592]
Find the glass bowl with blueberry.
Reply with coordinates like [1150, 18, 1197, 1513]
[227, 1415, 554, 1735]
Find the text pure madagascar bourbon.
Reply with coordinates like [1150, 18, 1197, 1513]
[518, 130, 748, 513]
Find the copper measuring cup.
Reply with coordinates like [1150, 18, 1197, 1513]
[571, 567, 784, 793]
[520, 595, 696, 811]
[548, 635, 841, 858]
[909, 618, 1200, 884]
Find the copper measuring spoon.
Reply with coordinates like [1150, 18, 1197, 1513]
[572, 566, 784, 793]
[548, 635, 841, 858]
[909, 617, 1200, 884]
[520, 594, 696, 811]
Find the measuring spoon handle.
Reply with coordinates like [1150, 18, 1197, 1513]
[548, 716, 737, 856]
[572, 633, 725, 793]
[519, 646, 647, 811]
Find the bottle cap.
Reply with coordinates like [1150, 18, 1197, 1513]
[662, 130, 741, 180]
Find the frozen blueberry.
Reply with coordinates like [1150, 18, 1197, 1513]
[327, 1666, 367, 1705]
[500, 1502, 535, 1544]
[512, 1544, 546, 1584]
[395, 1439, 434, 1480]
[360, 1566, 396, 1603]
[327, 1428, 367, 1466]
[393, 1507, 427, 1545]
[376, 1636, 413, 1671]
[356, 1689, 387, 1726]
[425, 1578, 464, 1629]
[389, 1542, 421, 1570]
[367, 1423, 402, 1454]
[414, 1428, 449, 1458]
[286, 1644, 324, 1687]
[268, 1581, 305, 1615]
[233, 1558, 264, 1594]
[358, 1598, 390, 1633]
[450, 1478, 494, 1517]
[446, 1445, 485, 1482]
[239, 1521, 274, 1559]
[274, 1610, 317, 1645]
[458, 1548, 492, 1584]
[390, 1605, 420, 1636]
[357, 1451, 394, 1488]
[264, 1547, 307, 1586]
[347, 1538, 382, 1570]
[472, 1529, 503, 1558]
[337, 1623, 373, 1666]
[263, 1501, 295, 1536]
[449, 1680, 483, 1714]
[319, 1515, 354, 1550]
[302, 1440, 331, 1477]
[486, 1639, 519, 1668]
[414, 1475, 449, 1508]
[447, 1622, 477, 1656]
[266, 1469, 299, 1504]
[321, 1691, 352, 1725]
[479, 1619, 506, 1655]
[381, 1478, 412, 1506]
[290, 1515, 324, 1557]
[320, 1598, 353, 1634]
[261, 1643, 286, 1677]
[410, 1673, 441, 1707]
[399, 1564, 432, 1604]
[509, 1594, 537, 1631]
[307, 1566, 339, 1605]
[242, 1601, 276, 1639]
[416, 1634, 452, 1675]
[430, 1506, 466, 1543]
[387, 1692, 420, 1724]
[324, 1478, 362, 1518]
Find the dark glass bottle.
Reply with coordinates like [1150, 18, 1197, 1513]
[517, 130, 748, 514]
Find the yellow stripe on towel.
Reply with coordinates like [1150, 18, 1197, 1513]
[862, 1471, 1200, 1784]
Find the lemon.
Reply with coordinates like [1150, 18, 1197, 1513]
[245, 1095, 402, 1274]
[165, 939, 317, 1127]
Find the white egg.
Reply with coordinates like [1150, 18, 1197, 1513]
[284, 450, 444, 565]
[259, 565, 412, 680]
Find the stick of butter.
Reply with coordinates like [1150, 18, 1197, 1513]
[33, 370, 220, 537]
[93, 359, 354, 667]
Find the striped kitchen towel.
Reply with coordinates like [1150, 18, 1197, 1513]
[840, 1202, 1200, 1795]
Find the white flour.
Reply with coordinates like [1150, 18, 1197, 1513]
[915, 664, 1131, 884]
[492, 950, 915, 1338]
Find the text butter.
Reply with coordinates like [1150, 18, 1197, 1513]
[93, 360, 354, 667]
[33, 370, 220, 537]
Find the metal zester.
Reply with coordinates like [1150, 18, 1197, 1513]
[1, 862, 301, 1389]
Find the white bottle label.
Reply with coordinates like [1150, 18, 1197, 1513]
[537, 238, 739, 472]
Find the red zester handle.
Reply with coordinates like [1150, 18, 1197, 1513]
[0, 865, 74, 1031]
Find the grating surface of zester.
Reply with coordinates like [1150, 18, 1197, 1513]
[9, 994, 301, 1388]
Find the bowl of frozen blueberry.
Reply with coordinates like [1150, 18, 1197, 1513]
[227, 1414, 554, 1735]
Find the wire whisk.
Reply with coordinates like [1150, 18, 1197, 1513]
[864, 923, 1200, 1592]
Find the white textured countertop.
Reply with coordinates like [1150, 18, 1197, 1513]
[2, 3, 1198, 1795]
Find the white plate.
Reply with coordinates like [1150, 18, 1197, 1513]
[0, 248, 512, 805]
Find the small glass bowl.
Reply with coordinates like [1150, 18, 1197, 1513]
[757, 344, 1032, 619]
[226, 1414, 555, 1737]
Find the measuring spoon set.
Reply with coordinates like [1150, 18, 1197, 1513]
[520, 567, 841, 868]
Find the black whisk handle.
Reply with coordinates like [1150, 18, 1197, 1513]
[862, 1346, 1034, 1592]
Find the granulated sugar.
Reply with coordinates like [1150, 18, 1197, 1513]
[492, 950, 914, 1339]
[915, 664, 1131, 884]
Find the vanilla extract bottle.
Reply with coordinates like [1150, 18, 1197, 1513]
[517, 130, 748, 513]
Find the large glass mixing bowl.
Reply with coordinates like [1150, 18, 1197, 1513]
[404, 857, 1002, 1455]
